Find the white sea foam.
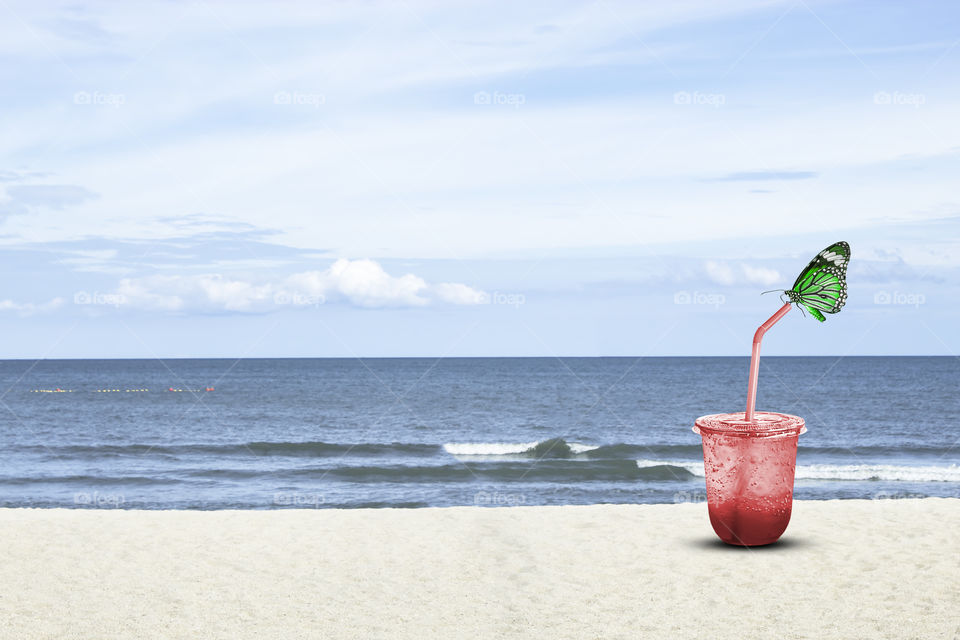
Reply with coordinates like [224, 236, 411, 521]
[443, 442, 541, 456]
[443, 439, 600, 457]
[635, 460, 960, 483]
[636, 459, 705, 475]
[793, 463, 960, 483]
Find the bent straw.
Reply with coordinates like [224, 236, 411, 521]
[745, 302, 793, 422]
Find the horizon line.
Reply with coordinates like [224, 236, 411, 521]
[0, 354, 952, 361]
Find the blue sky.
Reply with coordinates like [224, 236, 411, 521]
[1, 0, 958, 357]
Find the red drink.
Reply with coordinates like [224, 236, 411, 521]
[693, 412, 806, 546]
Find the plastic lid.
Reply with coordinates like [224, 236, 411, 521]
[693, 411, 806, 437]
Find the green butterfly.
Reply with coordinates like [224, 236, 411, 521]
[775, 241, 850, 322]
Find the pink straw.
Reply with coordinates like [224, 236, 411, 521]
[745, 302, 793, 422]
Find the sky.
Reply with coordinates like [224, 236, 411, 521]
[1, 0, 958, 357]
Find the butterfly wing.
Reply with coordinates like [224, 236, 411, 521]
[793, 264, 848, 315]
[791, 241, 851, 290]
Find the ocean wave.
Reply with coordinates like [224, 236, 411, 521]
[443, 441, 954, 460]
[637, 459, 705, 476]
[794, 463, 960, 483]
[636, 460, 960, 483]
[11, 439, 696, 461]
[443, 441, 540, 456]
[11, 440, 949, 462]
[443, 438, 600, 458]
[795, 444, 960, 459]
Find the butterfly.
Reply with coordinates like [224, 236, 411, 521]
[772, 241, 850, 322]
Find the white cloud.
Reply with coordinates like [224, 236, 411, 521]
[115, 276, 193, 311]
[432, 282, 486, 305]
[287, 258, 429, 308]
[290, 259, 485, 307]
[0, 184, 98, 216]
[197, 276, 274, 311]
[705, 261, 782, 287]
[0, 297, 64, 316]
[103, 259, 486, 312]
[741, 264, 781, 286]
[705, 261, 736, 285]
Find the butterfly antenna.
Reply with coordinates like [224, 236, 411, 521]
[760, 289, 782, 295]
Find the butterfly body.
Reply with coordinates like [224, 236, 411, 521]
[780, 241, 850, 322]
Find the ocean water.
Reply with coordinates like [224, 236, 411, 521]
[0, 357, 957, 509]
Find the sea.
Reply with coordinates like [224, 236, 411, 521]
[0, 357, 957, 509]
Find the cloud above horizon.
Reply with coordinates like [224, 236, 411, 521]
[77, 258, 488, 314]
[0, 297, 65, 316]
[705, 261, 782, 287]
[1, 184, 98, 217]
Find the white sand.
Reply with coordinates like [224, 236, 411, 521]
[1, 499, 957, 639]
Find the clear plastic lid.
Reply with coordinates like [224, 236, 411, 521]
[693, 411, 806, 437]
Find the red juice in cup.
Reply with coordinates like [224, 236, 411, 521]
[693, 411, 806, 546]
[690, 243, 851, 544]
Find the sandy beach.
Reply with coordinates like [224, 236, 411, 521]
[1, 498, 957, 639]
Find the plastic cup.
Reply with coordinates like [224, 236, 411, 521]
[693, 412, 806, 546]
